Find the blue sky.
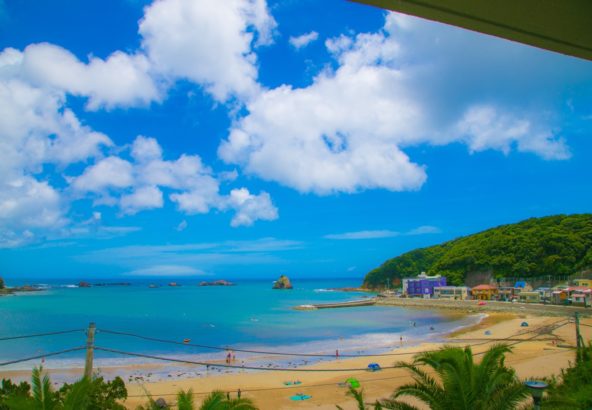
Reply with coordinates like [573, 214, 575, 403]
[0, 0, 591, 281]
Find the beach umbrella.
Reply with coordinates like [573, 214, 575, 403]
[346, 377, 360, 388]
[521, 321, 529, 327]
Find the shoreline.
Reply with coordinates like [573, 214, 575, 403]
[120, 313, 590, 409]
[1, 301, 590, 409]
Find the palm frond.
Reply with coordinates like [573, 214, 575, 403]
[176, 388, 195, 410]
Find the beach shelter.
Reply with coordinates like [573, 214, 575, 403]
[346, 377, 360, 388]
[521, 321, 529, 327]
[367, 363, 381, 372]
[484, 330, 492, 336]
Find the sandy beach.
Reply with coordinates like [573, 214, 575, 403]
[1, 302, 589, 409]
[117, 311, 591, 409]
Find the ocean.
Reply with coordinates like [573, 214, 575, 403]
[0, 278, 481, 381]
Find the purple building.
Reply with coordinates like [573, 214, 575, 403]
[404, 274, 447, 297]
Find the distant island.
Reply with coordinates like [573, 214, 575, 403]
[363, 214, 592, 289]
[0, 277, 44, 296]
[199, 280, 235, 286]
[272, 275, 293, 289]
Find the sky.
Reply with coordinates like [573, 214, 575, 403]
[0, 0, 591, 281]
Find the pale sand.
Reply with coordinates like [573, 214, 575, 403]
[119, 314, 592, 409]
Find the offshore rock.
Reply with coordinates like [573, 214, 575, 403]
[273, 275, 293, 289]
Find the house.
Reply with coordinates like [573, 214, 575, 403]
[573, 279, 592, 288]
[551, 289, 569, 305]
[498, 287, 518, 302]
[471, 284, 499, 300]
[535, 287, 552, 303]
[571, 289, 591, 307]
[403, 273, 447, 298]
[433, 286, 470, 300]
[518, 291, 540, 303]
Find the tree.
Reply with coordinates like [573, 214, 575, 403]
[0, 277, 5, 289]
[336, 386, 383, 410]
[1, 368, 126, 410]
[542, 342, 592, 409]
[197, 390, 258, 410]
[176, 389, 194, 410]
[379, 344, 528, 410]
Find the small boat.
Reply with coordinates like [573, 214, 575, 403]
[183, 338, 191, 344]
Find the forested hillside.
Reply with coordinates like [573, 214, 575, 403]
[363, 214, 592, 288]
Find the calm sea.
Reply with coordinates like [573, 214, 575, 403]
[0, 278, 480, 379]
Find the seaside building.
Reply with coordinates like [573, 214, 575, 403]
[518, 291, 541, 303]
[403, 273, 446, 298]
[573, 279, 592, 287]
[571, 289, 591, 307]
[433, 286, 470, 300]
[471, 284, 499, 300]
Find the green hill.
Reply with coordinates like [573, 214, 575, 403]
[362, 214, 592, 289]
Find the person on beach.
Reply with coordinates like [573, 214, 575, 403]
[336, 349, 339, 358]
[400, 336, 403, 345]
[226, 352, 231, 364]
[237, 388, 241, 398]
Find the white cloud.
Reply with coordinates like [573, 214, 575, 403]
[139, 0, 276, 102]
[71, 156, 134, 193]
[176, 220, 188, 231]
[0, 50, 113, 246]
[324, 230, 399, 240]
[20, 43, 161, 110]
[289, 31, 319, 49]
[71, 135, 278, 226]
[120, 185, 164, 215]
[456, 106, 570, 160]
[219, 13, 575, 195]
[227, 188, 278, 227]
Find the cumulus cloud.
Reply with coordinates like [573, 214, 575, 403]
[139, 0, 276, 102]
[120, 186, 164, 215]
[219, 13, 575, 195]
[22, 43, 160, 110]
[0, 50, 113, 246]
[289, 31, 319, 49]
[227, 188, 278, 227]
[72, 135, 278, 224]
[71, 156, 134, 193]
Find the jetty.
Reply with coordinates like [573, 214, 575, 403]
[294, 298, 376, 310]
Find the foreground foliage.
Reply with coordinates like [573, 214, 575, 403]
[338, 344, 528, 410]
[0, 367, 126, 410]
[542, 342, 592, 409]
[137, 389, 258, 410]
[364, 214, 592, 287]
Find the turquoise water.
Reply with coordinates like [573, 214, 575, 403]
[0, 279, 478, 377]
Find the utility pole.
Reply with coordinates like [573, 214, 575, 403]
[575, 312, 584, 359]
[84, 322, 96, 379]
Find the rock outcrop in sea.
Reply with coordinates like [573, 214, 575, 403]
[272, 275, 293, 289]
[199, 280, 235, 286]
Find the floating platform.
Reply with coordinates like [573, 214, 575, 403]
[294, 298, 376, 310]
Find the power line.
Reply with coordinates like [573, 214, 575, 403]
[96, 318, 570, 359]
[95, 320, 570, 373]
[0, 329, 84, 342]
[93, 346, 409, 372]
[0, 347, 86, 367]
[126, 337, 577, 399]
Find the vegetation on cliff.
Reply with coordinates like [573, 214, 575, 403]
[272, 275, 293, 289]
[363, 214, 592, 288]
